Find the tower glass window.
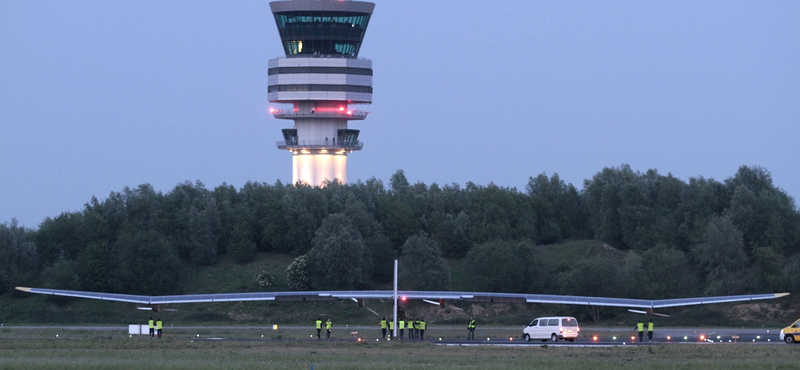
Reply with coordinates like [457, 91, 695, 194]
[274, 11, 371, 57]
[337, 129, 360, 145]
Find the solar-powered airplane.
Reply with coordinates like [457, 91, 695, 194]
[16, 260, 789, 337]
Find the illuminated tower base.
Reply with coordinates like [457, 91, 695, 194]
[269, 1, 374, 186]
[292, 152, 347, 185]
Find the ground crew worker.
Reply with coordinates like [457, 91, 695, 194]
[647, 322, 654, 342]
[419, 318, 426, 340]
[156, 318, 163, 338]
[415, 318, 420, 339]
[407, 319, 414, 340]
[636, 322, 644, 342]
[467, 317, 476, 340]
[148, 317, 155, 339]
[326, 318, 332, 339]
[388, 320, 394, 338]
[380, 317, 387, 339]
[398, 319, 405, 341]
[316, 317, 323, 339]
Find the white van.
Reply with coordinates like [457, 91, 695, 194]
[522, 316, 580, 342]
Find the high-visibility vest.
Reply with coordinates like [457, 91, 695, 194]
[389, 321, 394, 330]
[316, 320, 322, 329]
[399, 320, 405, 329]
[648, 323, 654, 331]
[419, 321, 426, 330]
[148, 320, 154, 329]
[326, 321, 332, 330]
[637, 323, 644, 332]
[415, 321, 420, 329]
[408, 321, 414, 329]
[468, 320, 475, 329]
[380, 320, 387, 329]
[156, 320, 162, 330]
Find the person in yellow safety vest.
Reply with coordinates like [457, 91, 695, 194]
[316, 317, 323, 340]
[148, 317, 155, 339]
[467, 317, 476, 340]
[407, 319, 414, 340]
[636, 322, 644, 342]
[398, 319, 405, 341]
[415, 319, 420, 339]
[156, 318, 163, 338]
[380, 317, 387, 339]
[419, 318, 426, 340]
[647, 322, 654, 342]
[326, 318, 332, 339]
[388, 320, 394, 338]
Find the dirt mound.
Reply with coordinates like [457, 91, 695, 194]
[723, 302, 792, 323]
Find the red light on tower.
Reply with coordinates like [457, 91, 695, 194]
[592, 336, 598, 341]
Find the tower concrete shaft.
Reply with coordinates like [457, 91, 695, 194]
[268, 1, 375, 186]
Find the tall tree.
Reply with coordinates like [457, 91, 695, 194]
[640, 243, 698, 298]
[285, 254, 311, 291]
[35, 212, 86, 265]
[527, 173, 587, 243]
[308, 214, 371, 290]
[0, 220, 38, 293]
[398, 234, 450, 291]
[430, 211, 470, 258]
[343, 194, 395, 283]
[112, 230, 181, 295]
[123, 183, 163, 231]
[554, 256, 625, 323]
[692, 215, 751, 295]
[282, 183, 329, 254]
[583, 166, 634, 248]
[464, 240, 543, 293]
[76, 241, 115, 292]
[187, 205, 217, 265]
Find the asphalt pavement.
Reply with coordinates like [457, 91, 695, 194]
[0, 325, 789, 345]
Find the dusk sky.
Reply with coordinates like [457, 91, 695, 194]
[2, 0, 798, 228]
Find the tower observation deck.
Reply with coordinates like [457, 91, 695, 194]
[268, 0, 375, 186]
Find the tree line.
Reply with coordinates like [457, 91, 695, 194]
[1, 165, 798, 302]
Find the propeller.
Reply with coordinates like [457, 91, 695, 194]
[628, 309, 669, 317]
[422, 299, 463, 311]
[136, 305, 178, 312]
[351, 298, 380, 316]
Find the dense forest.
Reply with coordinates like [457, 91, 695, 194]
[1, 165, 799, 303]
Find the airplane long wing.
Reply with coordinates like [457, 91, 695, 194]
[14, 287, 788, 310]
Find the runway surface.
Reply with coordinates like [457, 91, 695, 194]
[0, 325, 789, 345]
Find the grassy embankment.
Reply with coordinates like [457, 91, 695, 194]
[1, 240, 796, 327]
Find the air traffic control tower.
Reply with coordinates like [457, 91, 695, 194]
[268, 0, 375, 186]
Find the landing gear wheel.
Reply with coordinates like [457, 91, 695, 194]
[551, 334, 558, 342]
[785, 335, 795, 344]
[524, 334, 530, 342]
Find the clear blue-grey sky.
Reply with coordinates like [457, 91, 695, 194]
[1, 0, 798, 228]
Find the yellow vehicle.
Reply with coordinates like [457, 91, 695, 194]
[780, 318, 800, 344]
